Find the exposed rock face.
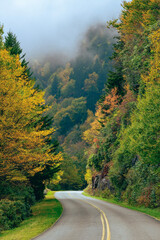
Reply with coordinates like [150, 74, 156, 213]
[92, 163, 113, 191]
[92, 175, 100, 189]
[100, 177, 108, 190]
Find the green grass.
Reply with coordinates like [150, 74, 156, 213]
[83, 192, 160, 220]
[0, 191, 63, 240]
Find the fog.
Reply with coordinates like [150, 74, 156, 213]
[0, 0, 124, 61]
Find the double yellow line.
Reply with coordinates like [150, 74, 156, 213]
[68, 193, 111, 240]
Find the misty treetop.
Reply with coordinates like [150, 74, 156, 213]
[33, 24, 115, 139]
[34, 24, 115, 111]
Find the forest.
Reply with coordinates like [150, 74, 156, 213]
[0, 0, 160, 232]
[32, 24, 115, 190]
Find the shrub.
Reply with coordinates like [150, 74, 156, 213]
[0, 199, 28, 231]
[0, 182, 35, 208]
[0, 182, 36, 232]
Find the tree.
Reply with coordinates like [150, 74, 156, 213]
[105, 39, 124, 96]
[128, 22, 160, 163]
[4, 31, 32, 77]
[0, 24, 3, 49]
[4, 32, 22, 56]
[129, 83, 160, 164]
[0, 49, 62, 199]
[54, 97, 87, 135]
[58, 154, 83, 190]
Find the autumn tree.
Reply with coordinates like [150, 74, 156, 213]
[0, 49, 62, 200]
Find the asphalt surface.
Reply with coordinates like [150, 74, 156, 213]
[34, 191, 160, 240]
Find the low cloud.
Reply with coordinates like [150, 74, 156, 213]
[0, 0, 123, 60]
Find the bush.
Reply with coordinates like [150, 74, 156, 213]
[83, 185, 93, 195]
[100, 188, 113, 199]
[0, 209, 8, 232]
[0, 182, 36, 232]
[0, 199, 29, 232]
[0, 182, 35, 207]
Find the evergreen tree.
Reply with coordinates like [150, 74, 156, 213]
[0, 24, 4, 49]
[4, 31, 32, 77]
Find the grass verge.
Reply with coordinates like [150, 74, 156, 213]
[0, 191, 63, 240]
[83, 191, 160, 220]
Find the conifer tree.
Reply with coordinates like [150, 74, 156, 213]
[4, 31, 32, 77]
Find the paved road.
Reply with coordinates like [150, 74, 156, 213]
[34, 191, 160, 240]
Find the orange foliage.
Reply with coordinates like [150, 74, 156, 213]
[119, 85, 136, 115]
[83, 88, 119, 144]
[83, 118, 102, 144]
[102, 87, 119, 115]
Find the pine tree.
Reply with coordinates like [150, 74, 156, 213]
[0, 24, 4, 49]
[4, 31, 32, 77]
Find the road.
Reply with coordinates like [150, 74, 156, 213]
[34, 191, 160, 240]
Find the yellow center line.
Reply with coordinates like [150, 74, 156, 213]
[102, 211, 111, 240]
[101, 213, 105, 240]
[68, 192, 111, 240]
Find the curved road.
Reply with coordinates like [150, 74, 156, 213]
[34, 191, 160, 240]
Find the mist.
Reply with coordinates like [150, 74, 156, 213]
[0, 0, 124, 61]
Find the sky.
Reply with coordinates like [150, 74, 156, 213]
[0, 0, 124, 60]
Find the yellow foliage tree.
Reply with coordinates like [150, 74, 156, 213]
[142, 26, 160, 84]
[117, 0, 160, 42]
[0, 49, 62, 181]
[85, 168, 92, 185]
[83, 88, 119, 144]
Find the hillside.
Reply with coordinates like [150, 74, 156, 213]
[84, 0, 160, 208]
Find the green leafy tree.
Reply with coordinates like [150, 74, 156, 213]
[59, 154, 83, 190]
[128, 84, 160, 164]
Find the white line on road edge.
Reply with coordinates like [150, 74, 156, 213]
[68, 193, 111, 240]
